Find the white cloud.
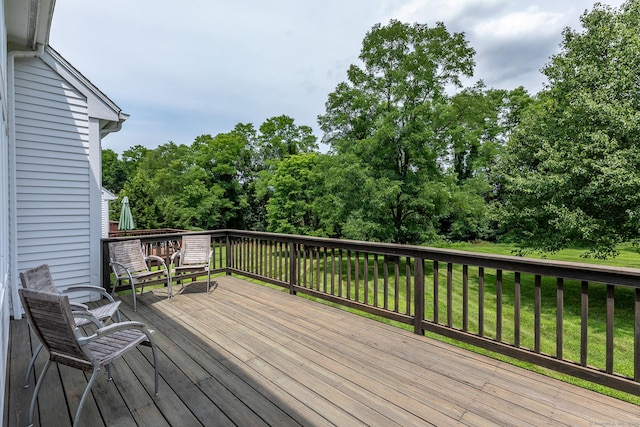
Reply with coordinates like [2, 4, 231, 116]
[474, 7, 564, 40]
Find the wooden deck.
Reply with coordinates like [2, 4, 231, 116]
[5, 276, 640, 426]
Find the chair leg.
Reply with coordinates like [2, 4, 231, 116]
[150, 339, 159, 395]
[23, 342, 43, 388]
[73, 368, 99, 427]
[206, 269, 211, 293]
[28, 358, 52, 426]
[131, 283, 137, 312]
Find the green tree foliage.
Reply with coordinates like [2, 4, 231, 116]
[497, 1, 640, 257]
[265, 153, 326, 235]
[319, 20, 487, 243]
[257, 115, 318, 168]
[440, 85, 533, 241]
[191, 128, 253, 229]
[102, 149, 126, 194]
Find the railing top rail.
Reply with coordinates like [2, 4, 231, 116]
[102, 229, 640, 288]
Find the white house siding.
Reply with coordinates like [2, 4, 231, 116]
[0, 2, 9, 423]
[13, 56, 95, 302]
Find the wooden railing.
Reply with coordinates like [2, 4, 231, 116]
[102, 229, 640, 395]
[108, 228, 186, 238]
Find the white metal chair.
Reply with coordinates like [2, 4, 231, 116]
[170, 234, 213, 293]
[108, 239, 171, 311]
[20, 264, 121, 388]
[18, 288, 159, 427]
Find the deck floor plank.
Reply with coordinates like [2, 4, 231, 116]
[7, 275, 640, 426]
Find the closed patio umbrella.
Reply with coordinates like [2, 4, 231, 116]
[118, 196, 135, 233]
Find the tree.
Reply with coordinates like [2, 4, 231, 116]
[319, 20, 476, 243]
[497, 1, 640, 257]
[438, 85, 533, 241]
[265, 153, 327, 236]
[191, 128, 254, 229]
[102, 149, 127, 194]
[257, 115, 318, 167]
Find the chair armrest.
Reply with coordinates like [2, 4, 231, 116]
[146, 255, 169, 272]
[109, 261, 131, 278]
[72, 311, 102, 328]
[70, 302, 89, 311]
[78, 321, 155, 345]
[97, 321, 146, 335]
[170, 250, 181, 263]
[146, 254, 166, 264]
[63, 285, 117, 303]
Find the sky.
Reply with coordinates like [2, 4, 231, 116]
[49, 0, 626, 155]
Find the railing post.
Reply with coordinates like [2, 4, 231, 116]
[289, 241, 297, 295]
[225, 234, 232, 275]
[101, 239, 111, 293]
[414, 257, 424, 335]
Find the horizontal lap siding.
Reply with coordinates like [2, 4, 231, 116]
[0, 3, 7, 421]
[14, 58, 91, 291]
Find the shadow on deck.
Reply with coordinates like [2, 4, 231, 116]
[6, 275, 640, 426]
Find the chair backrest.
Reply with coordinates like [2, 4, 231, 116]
[20, 264, 57, 293]
[180, 234, 211, 266]
[18, 288, 92, 370]
[109, 239, 149, 276]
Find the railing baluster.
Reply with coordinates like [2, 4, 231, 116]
[289, 242, 296, 294]
[463, 265, 469, 332]
[364, 253, 369, 305]
[534, 274, 541, 353]
[394, 259, 400, 313]
[606, 284, 614, 374]
[556, 278, 564, 360]
[339, 249, 344, 298]
[514, 272, 521, 347]
[478, 267, 484, 336]
[355, 251, 360, 302]
[405, 257, 411, 316]
[581, 281, 588, 367]
[331, 248, 336, 295]
[496, 269, 502, 342]
[635, 288, 640, 381]
[284, 241, 288, 283]
[258, 239, 263, 276]
[433, 261, 439, 324]
[373, 254, 379, 308]
[447, 263, 453, 328]
[347, 250, 352, 300]
[323, 247, 328, 293]
[303, 245, 308, 288]
[315, 247, 320, 291]
[414, 257, 425, 335]
[383, 258, 389, 310]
